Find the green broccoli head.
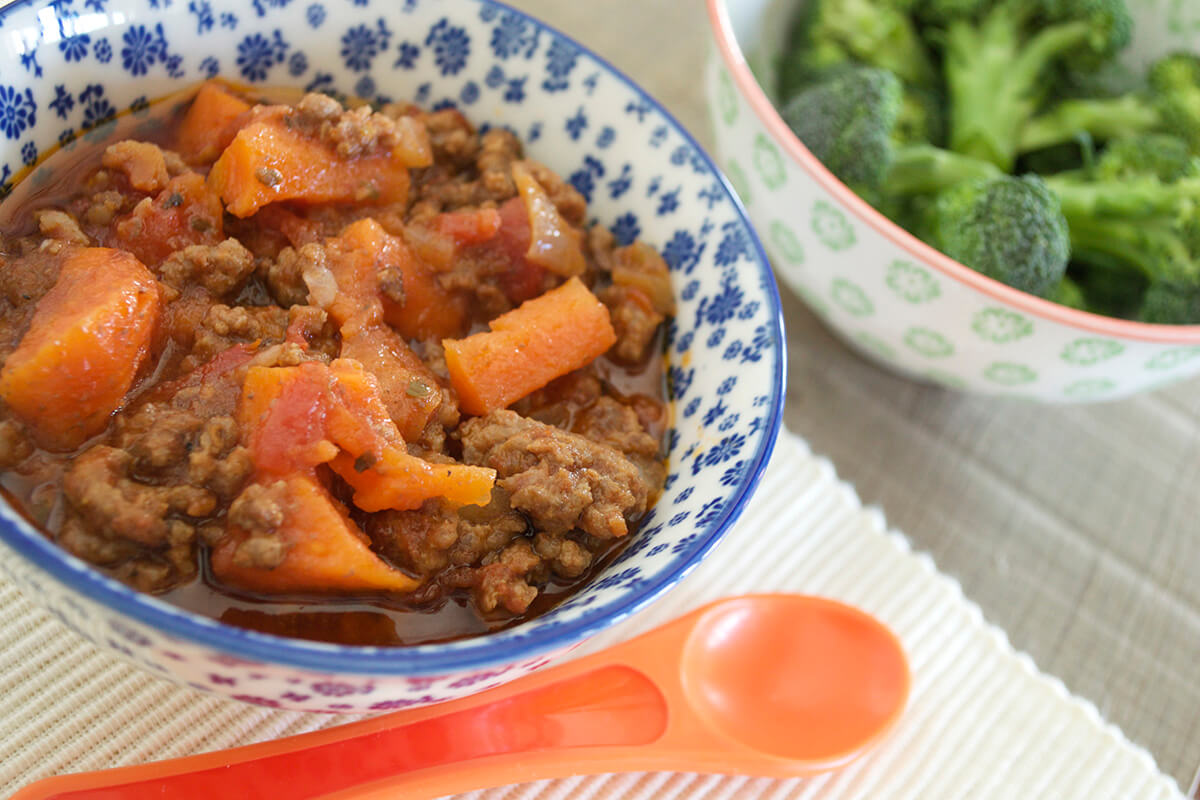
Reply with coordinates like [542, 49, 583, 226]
[1073, 257, 1150, 317]
[932, 174, 1071, 296]
[777, 23, 851, 101]
[913, 0, 990, 24]
[781, 66, 1003, 199]
[1049, 274, 1088, 310]
[1147, 53, 1200, 152]
[1138, 281, 1200, 324]
[1094, 135, 1199, 182]
[1045, 0, 1134, 71]
[780, 66, 902, 193]
[1064, 204, 1200, 317]
[799, 0, 937, 87]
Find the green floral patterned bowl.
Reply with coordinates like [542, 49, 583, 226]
[705, 0, 1200, 402]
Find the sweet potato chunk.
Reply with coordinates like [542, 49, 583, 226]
[176, 80, 252, 165]
[212, 474, 419, 594]
[208, 113, 411, 217]
[443, 277, 617, 416]
[323, 217, 468, 340]
[0, 248, 161, 451]
[237, 359, 494, 512]
[329, 448, 496, 512]
[339, 325, 441, 442]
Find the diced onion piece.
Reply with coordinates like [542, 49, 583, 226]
[511, 160, 586, 277]
[301, 259, 338, 309]
[612, 241, 676, 316]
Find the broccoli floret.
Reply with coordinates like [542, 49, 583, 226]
[781, 66, 997, 195]
[778, 10, 853, 100]
[1109, 212, 1200, 322]
[1018, 53, 1200, 154]
[941, 0, 1133, 171]
[784, 0, 937, 91]
[1049, 274, 1088, 309]
[929, 174, 1071, 296]
[1093, 134, 1199, 182]
[1139, 281, 1200, 324]
[1071, 258, 1149, 317]
[913, 0, 990, 24]
[1033, 141, 1200, 322]
[1042, 162, 1200, 321]
[780, 67, 903, 193]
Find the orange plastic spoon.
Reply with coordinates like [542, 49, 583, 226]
[13, 594, 909, 800]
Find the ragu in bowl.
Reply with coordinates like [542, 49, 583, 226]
[0, 0, 784, 711]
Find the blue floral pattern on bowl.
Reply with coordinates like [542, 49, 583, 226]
[0, 0, 784, 712]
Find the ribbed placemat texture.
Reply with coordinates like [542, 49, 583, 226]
[0, 431, 1183, 799]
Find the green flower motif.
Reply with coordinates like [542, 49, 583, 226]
[924, 369, 967, 390]
[716, 66, 739, 126]
[971, 308, 1033, 343]
[1060, 338, 1124, 366]
[1064, 378, 1116, 398]
[831, 278, 874, 317]
[753, 133, 786, 190]
[984, 362, 1037, 386]
[769, 220, 804, 265]
[854, 331, 895, 361]
[811, 200, 856, 251]
[1146, 346, 1200, 370]
[885, 260, 940, 304]
[904, 327, 954, 358]
[725, 157, 751, 207]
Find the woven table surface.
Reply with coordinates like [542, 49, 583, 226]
[0, 0, 1197, 794]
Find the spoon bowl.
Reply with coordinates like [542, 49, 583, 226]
[13, 594, 909, 800]
[683, 596, 910, 764]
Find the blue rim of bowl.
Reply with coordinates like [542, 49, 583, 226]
[0, 0, 787, 676]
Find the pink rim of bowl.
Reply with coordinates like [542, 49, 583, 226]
[706, 0, 1200, 345]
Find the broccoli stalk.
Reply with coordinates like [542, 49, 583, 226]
[1018, 54, 1200, 154]
[1018, 94, 1165, 152]
[887, 144, 1002, 193]
[942, 0, 1133, 171]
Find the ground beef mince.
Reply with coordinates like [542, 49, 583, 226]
[460, 409, 653, 540]
[0, 80, 671, 646]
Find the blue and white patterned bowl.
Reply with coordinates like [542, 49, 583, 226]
[0, 0, 785, 711]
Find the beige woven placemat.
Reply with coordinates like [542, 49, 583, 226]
[0, 430, 1184, 799]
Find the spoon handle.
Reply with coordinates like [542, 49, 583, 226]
[10, 664, 670, 800]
